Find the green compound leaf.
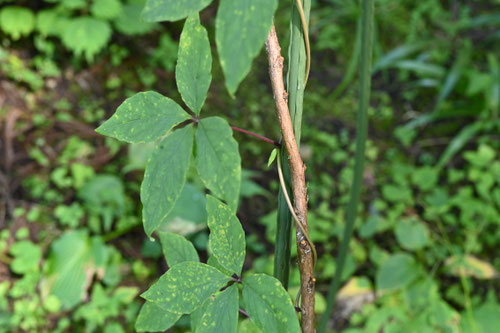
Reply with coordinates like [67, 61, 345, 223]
[376, 253, 421, 292]
[176, 14, 212, 115]
[142, 262, 231, 314]
[215, 0, 278, 95]
[141, 125, 194, 237]
[242, 274, 300, 333]
[158, 231, 199, 267]
[206, 195, 245, 275]
[195, 117, 241, 211]
[198, 284, 239, 333]
[0, 6, 35, 40]
[96, 91, 190, 144]
[61, 17, 111, 62]
[142, 0, 213, 22]
[135, 301, 181, 332]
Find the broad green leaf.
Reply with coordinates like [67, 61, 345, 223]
[206, 195, 245, 275]
[91, 0, 123, 20]
[461, 295, 500, 333]
[190, 297, 209, 332]
[142, 0, 213, 22]
[0, 7, 35, 40]
[141, 125, 194, 237]
[239, 319, 262, 333]
[395, 218, 429, 251]
[142, 262, 231, 314]
[41, 231, 110, 309]
[176, 14, 212, 115]
[195, 117, 241, 211]
[161, 183, 207, 235]
[198, 284, 239, 333]
[37, 10, 69, 37]
[158, 231, 199, 267]
[242, 274, 300, 333]
[114, 3, 157, 36]
[61, 17, 111, 61]
[135, 301, 181, 332]
[9, 241, 42, 274]
[376, 253, 420, 292]
[216, 0, 278, 95]
[207, 255, 233, 277]
[411, 167, 438, 192]
[96, 91, 190, 144]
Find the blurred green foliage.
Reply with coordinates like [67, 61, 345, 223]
[0, 0, 499, 332]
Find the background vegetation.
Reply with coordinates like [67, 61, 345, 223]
[0, 0, 499, 332]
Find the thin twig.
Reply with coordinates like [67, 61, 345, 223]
[276, 149, 316, 266]
[231, 126, 280, 146]
[265, 25, 315, 333]
[296, 0, 311, 85]
[239, 308, 250, 318]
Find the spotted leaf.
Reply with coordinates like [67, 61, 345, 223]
[176, 13, 211, 115]
[195, 117, 241, 211]
[135, 301, 181, 332]
[206, 195, 245, 275]
[142, 262, 231, 314]
[141, 125, 193, 237]
[142, 0, 213, 22]
[96, 91, 190, 143]
[242, 274, 300, 333]
[197, 284, 239, 333]
[216, 0, 278, 95]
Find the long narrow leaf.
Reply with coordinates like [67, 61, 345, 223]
[318, 0, 374, 331]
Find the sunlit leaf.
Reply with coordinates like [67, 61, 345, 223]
[0, 6, 35, 40]
[61, 17, 111, 61]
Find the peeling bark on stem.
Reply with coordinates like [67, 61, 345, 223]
[265, 25, 315, 333]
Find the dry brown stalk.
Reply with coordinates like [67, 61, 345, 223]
[265, 25, 315, 333]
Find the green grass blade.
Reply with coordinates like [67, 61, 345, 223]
[318, 0, 374, 331]
[273, 0, 311, 288]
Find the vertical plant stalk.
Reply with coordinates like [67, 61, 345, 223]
[266, 26, 315, 333]
[318, 0, 374, 332]
[273, 0, 312, 290]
